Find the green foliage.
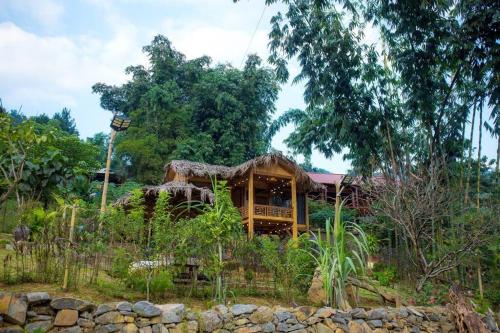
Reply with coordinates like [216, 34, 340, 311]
[93, 36, 279, 183]
[126, 269, 174, 299]
[0, 112, 100, 206]
[413, 282, 448, 306]
[308, 200, 357, 229]
[308, 201, 369, 309]
[264, 0, 497, 175]
[371, 263, 396, 287]
[256, 234, 315, 300]
[184, 179, 242, 302]
[110, 247, 133, 280]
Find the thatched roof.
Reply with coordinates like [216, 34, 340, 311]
[164, 152, 325, 192]
[144, 181, 214, 203]
[114, 181, 214, 207]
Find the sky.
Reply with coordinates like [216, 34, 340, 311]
[0, 0, 496, 173]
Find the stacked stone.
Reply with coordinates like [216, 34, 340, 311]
[1, 292, 498, 333]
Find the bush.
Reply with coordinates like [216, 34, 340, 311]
[126, 269, 173, 299]
[109, 248, 132, 279]
[372, 263, 397, 286]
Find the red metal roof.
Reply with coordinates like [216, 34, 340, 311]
[307, 172, 345, 185]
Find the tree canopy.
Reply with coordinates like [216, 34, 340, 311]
[93, 35, 280, 183]
[263, 0, 498, 175]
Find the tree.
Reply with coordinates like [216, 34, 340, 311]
[369, 164, 486, 292]
[93, 36, 279, 183]
[0, 112, 100, 207]
[189, 179, 242, 302]
[258, 0, 497, 175]
[53, 108, 79, 136]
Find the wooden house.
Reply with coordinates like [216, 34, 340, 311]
[157, 153, 324, 239]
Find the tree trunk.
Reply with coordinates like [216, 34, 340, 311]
[476, 97, 484, 299]
[464, 100, 477, 205]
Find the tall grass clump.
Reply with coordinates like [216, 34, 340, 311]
[308, 191, 368, 309]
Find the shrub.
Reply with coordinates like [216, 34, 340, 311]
[126, 268, 173, 299]
[109, 248, 132, 279]
[372, 263, 397, 286]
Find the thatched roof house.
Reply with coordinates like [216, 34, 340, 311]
[164, 152, 324, 192]
[117, 152, 323, 239]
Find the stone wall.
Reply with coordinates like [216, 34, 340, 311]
[0, 292, 497, 333]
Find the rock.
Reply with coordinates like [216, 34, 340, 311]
[231, 304, 258, 316]
[484, 312, 499, 332]
[50, 298, 94, 312]
[315, 308, 334, 319]
[96, 311, 125, 325]
[59, 326, 82, 333]
[347, 321, 372, 333]
[306, 316, 321, 325]
[288, 329, 307, 333]
[315, 322, 335, 333]
[200, 310, 222, 332]
[32, 314, 52, 321]
[367, 320, 383, 329]
[95, 303, 117, 316]
[368, 309, 387, 321]
[275, 311, 293, 323]
[351, 308, 368, 320]
[260, 322, 275, 333]
[187, 320, 199, 333]
[133, 302, 161, 318]
[294, 307, 316, 322]
[0, 325, 24, 333]
[117, 302, 133, 312]
[139, 326, 153, 333]
[157, 304, 185, 324]
[214, 305, 229, 316]
[276, 323, 288, 332]
[235, 318, 250, 326]
[322, 318, 338, 331]
[24, 320, 52, 333]
[398, 308, 409, 318]
[54, 309, 78, 326]
[288, 324, 305, 331]
[372, 330, 387, 333]
[235, 326, 262, 333]
[0, 293, 28, 325]
[136, 318, 152, 328]
[307, 268, 326, 306]
[95, 323, 125, 333]
[152, 323, 169, 333]
[77, 318, 95, 328]
[406, 307, 423, 318]
[121, 323, 139, 333]
[26, 292, 51, 305]
[250, 307, 274, 324]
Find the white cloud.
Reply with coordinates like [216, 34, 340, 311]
[1, 0, 64, 29]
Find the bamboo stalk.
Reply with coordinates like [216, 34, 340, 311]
[63, 204, 76, 291]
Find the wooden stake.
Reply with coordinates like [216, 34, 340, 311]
[248, 172, 254, 239]
[63, 204, 76, 291]
[291, 177, 297, 240]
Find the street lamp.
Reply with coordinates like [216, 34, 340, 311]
[100, 113, 131, 215]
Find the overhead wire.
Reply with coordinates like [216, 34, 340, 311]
[240, 4, 267, 68]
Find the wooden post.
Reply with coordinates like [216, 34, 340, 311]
[248, 172, 254, 239]
[63, 204, 77, 291]
[291, 177, 298, 240]
[305, 195, 309, 231]
[100, 129, 116, 216]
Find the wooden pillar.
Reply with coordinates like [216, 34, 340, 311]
[305, 195, 309, 231]
[248, 172, 254, 239]
[291, 177, 298, 240]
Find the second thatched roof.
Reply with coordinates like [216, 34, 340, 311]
[114, 181, 214, 207]
[164, 152, 325, 192]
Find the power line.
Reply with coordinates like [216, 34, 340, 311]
[240, 4, 267, 68]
